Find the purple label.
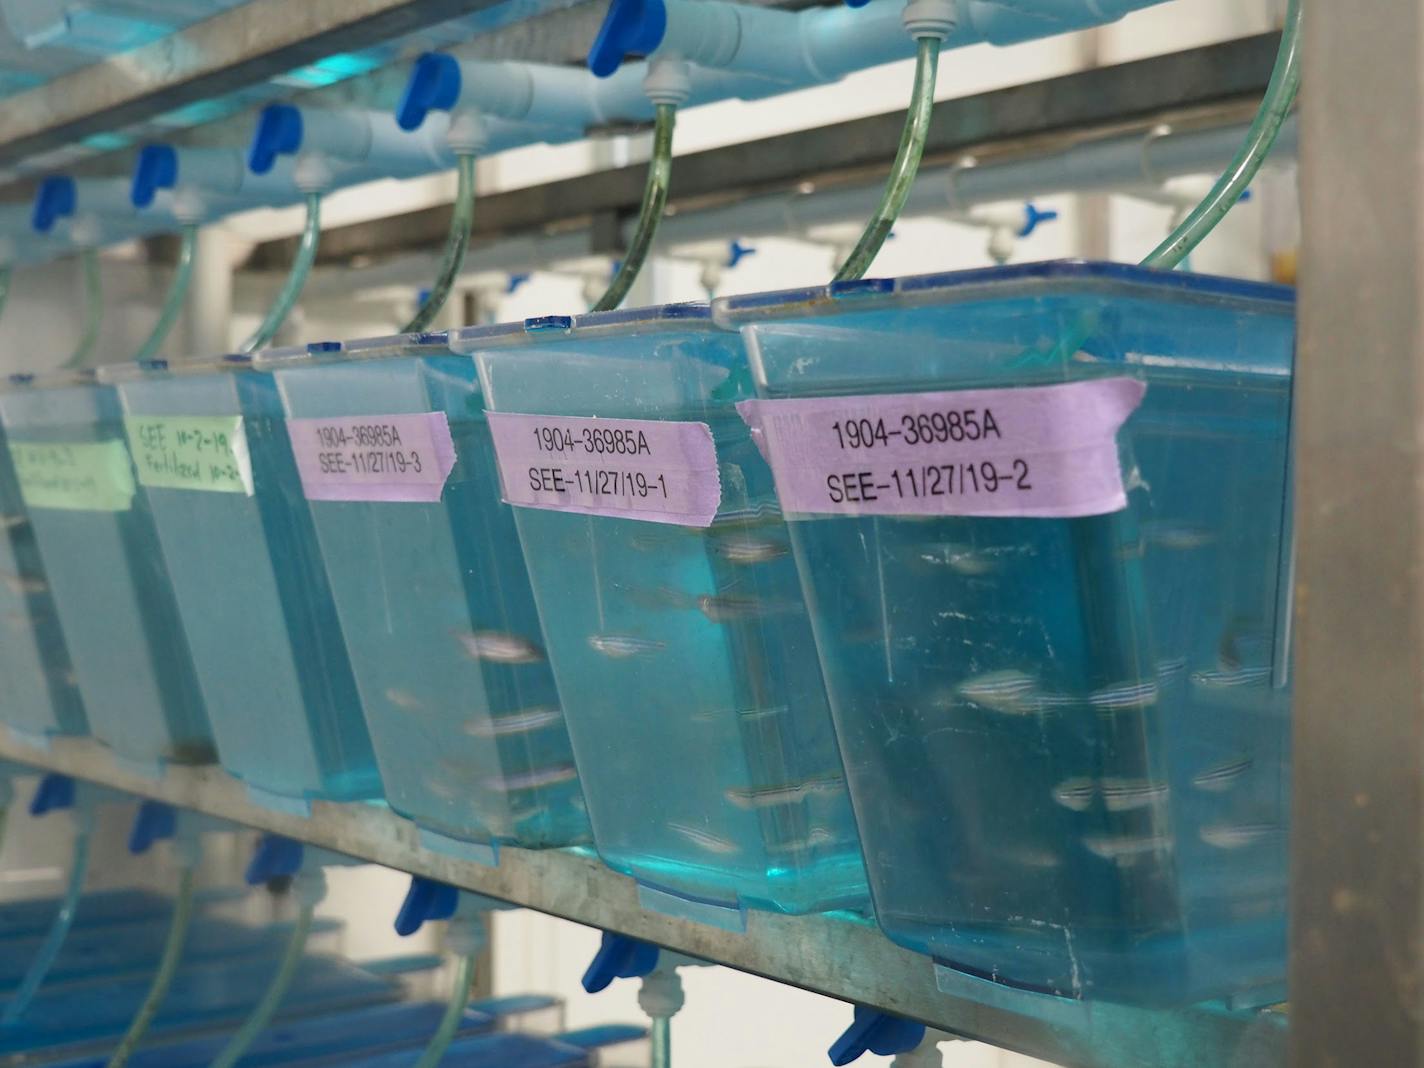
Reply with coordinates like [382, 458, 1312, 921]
[735, 377, 1147, 519]
[485, 411, 722, 527]
[287, 412, 457, 503]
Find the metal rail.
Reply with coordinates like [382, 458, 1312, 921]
[0, 733, 1282, 1068]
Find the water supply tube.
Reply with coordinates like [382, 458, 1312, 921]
[61, 248, 102, 369]
[594, 97, 676, 309]
[131, 223, 196, 361]
[240, 192, 320, 353]
[0, 775, 92, 1028]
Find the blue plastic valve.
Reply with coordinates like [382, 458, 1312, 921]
[844, 0, 873, 8]
[248, 103, 304, 175]
[131, 144, 177, 208]
[31, 175, 76, 233]
[245, 834, 306, 885]
[1018, 202, 1060, 239]
[127, 801, 177, 855]
[828, 1008, 926, 1065]
[726, 239, 756, 269]
[581, 932, 660, 993]
[28, 773, 75, 816]
[396, 52, 462, 131]
[505, 272, 531, 295]
[395, 876, 461, 936]
[588, 0, 667, 78]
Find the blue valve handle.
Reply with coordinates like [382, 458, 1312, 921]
[395, 875, 461, 936]
[131, 144, 178, 208]
[588, 0, 668, 78]
[28, 773, 75, 816]
[249, 104, 304, 175]
[726, 239, 756, 268]
[396, 52, 463, 131]
[581, 932, 660, 993]
[31, 176, 76, 233]
[505, 272, 531, 295]
[1018, 202, 1060, 239]
[828, 1008, 926, 1065]
[128, 801, 177, 855]
[245, 834, 306, 885]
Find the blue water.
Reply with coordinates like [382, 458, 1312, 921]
[722, 263, 1294, 1004]
[113, 367, 379, 803]
[0, 425, 87, 741]
[270, 349, 587, 849]
[470, 316, 867, 916]
[0, 380, 212, 768]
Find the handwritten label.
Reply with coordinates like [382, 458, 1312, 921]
[123, 415, 253, 495]
[485, 411, 722, 527]
[735, 377, 1147, 519]
[7, 439, 135, 512]
[286, 412, 458, 503]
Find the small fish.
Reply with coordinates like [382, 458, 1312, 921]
[1088, 679, 1160, 711]
[1142, 521, 1215, 552]
[383, 688, 425, 712]
[956, 670, 1053, 716]
[711, 536, 790, 566]
[587, 633, 664, 659]
[1192, 755, 1254, 793]
[1051, 777, 1097, 812]
[1083, 833, 1174, 863]
[0, 571, 46, 596]
[996, 845, 1063, 870]
[1191, 665, 1272, 690]
[915, 543, 998, 577]
[1200, 823, 1283, 850]
[486, 763, 579, 792]
[455, 629, 545, 664]
[1156, 656, 1189, 685]
[765, 827, 841, 855]
[724, 773, 846, 810]
[0, 514, 29, 531]
[667, 822, 741, 855]
[464, 706, 564, 738]
[1099, 778, 1170, 812]
[696, 593, 797, 623]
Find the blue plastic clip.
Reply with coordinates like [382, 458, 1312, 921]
[245, 834, 306, 885]
[589, 0, 668, 78]
[395, 875, 461, 936]
[249, 104, 304, 175]
[397, 52, 463, 131]
[726, 239, 756, 268]
[1018, 202, 1060, 239]
[131, 144, 177, 208]
[128, 800, 177, 855]
[581, 932, 660, 993]
[28, 773, 74, 816]
[828, 1008, 926, 1065]
[31, 176, 76, 233]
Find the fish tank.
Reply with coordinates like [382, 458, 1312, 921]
[0, 420, 87, 746]
[464, 305, 868, 923]
[256, 335, 588, 857]
[0, 370, 212, 772]
[99, 354, 379, 810]
[715, 261, 1294, 1005]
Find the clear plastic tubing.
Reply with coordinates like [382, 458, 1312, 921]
[652, 1016, 671, 1068]
[241, 192, 321, 353]
[0, 828, 90, 1027]
[132, 224, 197, 362]
[834, 36, 940, 282]
[413, 952, 476, 1068]
[594, 103, 675, 311]
[0, 267, 11, 322]
[1143, 0, 1300, 270]
[62, 249, 103, 369]
[105, 865, 197, 1068]
[207, 902, 316, 1068]
[404, 153, 477, 333]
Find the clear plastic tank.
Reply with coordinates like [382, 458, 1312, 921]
[716, 261, 1294, 1004]
[258, 335, 588, 856]
[101, 355, 379, 808]
[0, 371, 212, 771]
[465, 305, 867, 921]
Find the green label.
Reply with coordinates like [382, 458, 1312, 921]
[123, 415, 253, 495]
[8, 439, 136, 512]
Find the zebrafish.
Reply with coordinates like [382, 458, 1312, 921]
[1192, 755, 1254, 793]
[1156, 656, 1189, 685]
[956, 670, 1065, 716]
[1088, 679, 1160, 711]
[710, 535, 790, 565]
[0, 571, 46, 596]
[455, 629, 546, 664]
[587, 633, 665, 659]
[1191, 665, 1272, 690]
[1051, 777, 1098, 813]
[0, 514, 29, 531]
[914, 543, 998, 577]
[696, 593, 798, 623]
[724, 773, 845, 810]
[486, 763, 579, 792]
[1200, 823, 1283, 850]
[667, 822, 741, 855]
[464, 707, 564, 738]
[764, 827, 842, 855]
[383, 688, 425, 712]
[1099, 778, 1170, 812]
[1141, 521, 1215, 551]
[1083, 833, 1174, 863]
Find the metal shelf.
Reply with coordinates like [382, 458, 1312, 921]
[0, 732, 1283, 1068]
